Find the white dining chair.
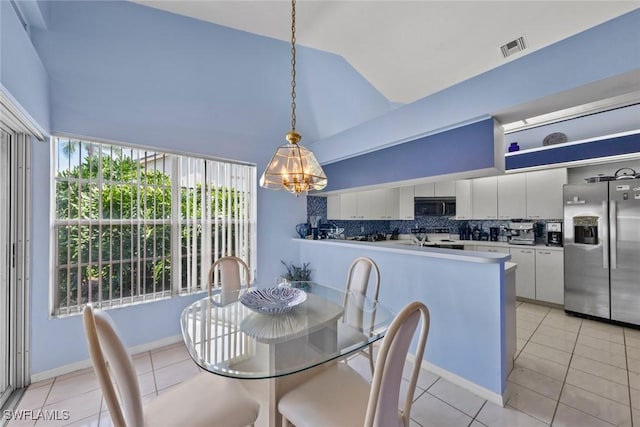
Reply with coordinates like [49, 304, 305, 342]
[278, 301, 430, 427]
[82, 304, 259, 427]
[342, 256, 380, 374]
[207, 255, 251, 296]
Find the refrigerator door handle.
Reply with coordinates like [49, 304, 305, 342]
[610, 200, 617, 270]
[603, 201, 609, 269]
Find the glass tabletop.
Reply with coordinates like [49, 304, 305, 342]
[180, 282, 395, 379]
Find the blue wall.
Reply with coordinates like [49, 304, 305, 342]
[25, 0, 394, 375]
[298, 241, 509, 397]
[320, 117, 497, 192]
[310, 9, 640, 167]
[0, 0, 50, 133]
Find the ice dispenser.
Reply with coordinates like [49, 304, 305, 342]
[574, 216, 599, 245]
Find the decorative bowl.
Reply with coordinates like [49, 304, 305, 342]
[240, 287, 307, 315]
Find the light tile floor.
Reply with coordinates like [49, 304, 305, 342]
[6, 301, 640, 426]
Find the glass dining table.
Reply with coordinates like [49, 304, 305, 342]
[180, 281, 395, 427]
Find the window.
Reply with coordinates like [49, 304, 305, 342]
[52, 137, 257, 316]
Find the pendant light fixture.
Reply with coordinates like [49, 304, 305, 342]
[259, 0, 327, 196]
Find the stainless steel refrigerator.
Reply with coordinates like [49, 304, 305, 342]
[564, 178, 640, 325]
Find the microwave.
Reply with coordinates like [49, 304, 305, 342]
[414, 197, 456, 217]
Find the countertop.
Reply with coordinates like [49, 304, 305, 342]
[364, 237, 564, 251]
[294, 238, 512, 264]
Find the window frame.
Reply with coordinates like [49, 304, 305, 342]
[50, 135, 257, 316]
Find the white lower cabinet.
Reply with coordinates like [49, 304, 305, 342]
[535, 249, 564, 305]
[475, 245, 509, 254]
[509, 248, 536, 299]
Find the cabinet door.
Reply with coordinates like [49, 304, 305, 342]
[340, 193, 358, 219]
[435, 181, 456, 197]
[414, 183, 435, 197]
[381, 188, 400, 219]
[398, 187, 414, 220]
[475, 245, 510, 254]
[497, 174, 526, 220]
[327, 195, 341, 220]
[471, 177, 498, 220]
[357, 190, 393, 219]
[510, 248, 535, 299]
[356, 191, 377, 219]
[535, 250, 564, 305]
[526, 169, 567, 220]
[455, 180, 473, 220]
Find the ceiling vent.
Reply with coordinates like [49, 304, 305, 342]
[500, 37, 526, 58]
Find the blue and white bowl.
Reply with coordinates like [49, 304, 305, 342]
[240, 287, 307, 315]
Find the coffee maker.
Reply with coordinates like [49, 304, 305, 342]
[489, 227, 500, 242]
[547, 222, 563, 247]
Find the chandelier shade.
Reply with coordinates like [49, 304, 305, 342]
[258, 0, 327, 196]
[260, 131, 327, 195]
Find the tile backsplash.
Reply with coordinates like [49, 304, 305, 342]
[306, 196, 559, 240]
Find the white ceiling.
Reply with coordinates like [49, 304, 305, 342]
[134, 1, 639, 104]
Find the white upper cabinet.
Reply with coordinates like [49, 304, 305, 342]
[341, 193, 359, 219]
[414, 181, 455, 197]
[526, 168, 567, 220]
[398, 186, 414, 220]
[357, 190, 383, 219]
[435, 181, 456, 197]
[327, 189, 400, 220]
[326, 195, 341, 220]
[414, 183, 435, 197]
[455, 180, 473, 220]
[471, 176, 498, 219]
[497, 174, 526, 220]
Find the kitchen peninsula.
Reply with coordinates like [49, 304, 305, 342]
[296, 238, 516, 405]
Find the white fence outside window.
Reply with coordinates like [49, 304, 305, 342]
[51, 137, 257, 316]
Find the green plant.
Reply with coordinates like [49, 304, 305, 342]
[280, 261, 312, 288]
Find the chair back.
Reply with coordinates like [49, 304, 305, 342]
[365, 301, 430, 427]
[83, 305, 143, 427]
[343, 257, 380, 330]
[345, 256, 380, 299]
[207, 256, 250, 296]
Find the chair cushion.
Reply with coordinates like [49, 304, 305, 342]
[143, 372, 259, 427]
[278, 364, 384, 427]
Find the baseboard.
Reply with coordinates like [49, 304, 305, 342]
[30, 334, 183, 383]
[406, 354, 509, 407]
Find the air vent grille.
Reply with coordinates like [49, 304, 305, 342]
[500, 37, 526, 58]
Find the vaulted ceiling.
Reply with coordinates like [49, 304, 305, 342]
[134, 1, 640, 104]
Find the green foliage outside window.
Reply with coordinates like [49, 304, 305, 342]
[55, 150, 246, 311]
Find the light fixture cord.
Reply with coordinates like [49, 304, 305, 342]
[290, 0, 297, 132]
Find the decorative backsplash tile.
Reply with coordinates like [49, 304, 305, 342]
[306, 196, 561, 240]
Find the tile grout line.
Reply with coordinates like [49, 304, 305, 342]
[469, 399, 487, 426]
[508, 305, 561, 425]
[625, 329, 634, 427]
[548, 312, 582, 426]
[421, 377, 483, 421]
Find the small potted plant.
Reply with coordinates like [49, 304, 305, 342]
[279, 260, 312, 291]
